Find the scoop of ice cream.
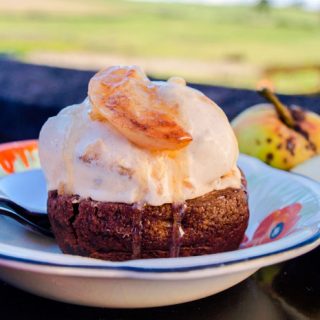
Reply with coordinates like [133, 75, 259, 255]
[39, 66, 240, 206]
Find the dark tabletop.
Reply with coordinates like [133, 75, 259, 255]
[0, 59, 319, 319]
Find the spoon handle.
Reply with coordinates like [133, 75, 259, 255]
[0, 202, 53, 238]
[0, 196, 45, 215]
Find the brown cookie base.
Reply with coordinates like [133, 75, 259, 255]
[48, 183, 249, 261]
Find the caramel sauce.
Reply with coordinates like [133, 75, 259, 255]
[168, 149, 189, 257]
[131, 205, 143, 259]
[182, 178, 194, 189]
[170, 203, 187, 258]
[129, 146, 191, 258]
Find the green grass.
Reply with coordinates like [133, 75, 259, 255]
[0, 0, 320, 93]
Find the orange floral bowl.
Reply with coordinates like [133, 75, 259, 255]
[0, 140, 39, 177]
[0, 141, 319, 308]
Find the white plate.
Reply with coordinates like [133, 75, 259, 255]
[0, 154, 319, 308]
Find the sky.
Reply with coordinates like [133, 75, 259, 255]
[131, 0, 320, 10]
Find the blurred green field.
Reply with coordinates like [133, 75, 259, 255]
[0, 0, 320, 93]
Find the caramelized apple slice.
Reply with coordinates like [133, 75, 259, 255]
[88, 66, 192, 151]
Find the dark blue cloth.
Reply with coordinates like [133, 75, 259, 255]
[1, 59, 319, 143]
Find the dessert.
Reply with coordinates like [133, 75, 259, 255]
[39, 66, 249, 261]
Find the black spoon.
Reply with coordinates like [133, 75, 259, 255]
[0, 196, 53, 238]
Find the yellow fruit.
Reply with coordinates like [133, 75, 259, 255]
[298, 111, 320, 151]
[232, 89, 320, 170]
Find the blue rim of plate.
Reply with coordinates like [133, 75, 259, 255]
[0, 230, 319, 273]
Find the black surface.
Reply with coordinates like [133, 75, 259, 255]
[0, 248, 319, 319]
[0, 59, 319, 319]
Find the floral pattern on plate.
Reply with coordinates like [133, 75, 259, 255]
[241, 203, 302, 248]
[0, 140, 39, 176]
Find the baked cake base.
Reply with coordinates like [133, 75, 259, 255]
[48, 182, 249, 261]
